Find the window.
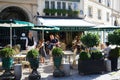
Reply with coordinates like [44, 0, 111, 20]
[106, 12, 109, 21]
[88, 7, 93, 17]
[51, 1, 55, 9]
[57, 2, 61, 9]
[98, 9, 101, 19]
[107, 0, 110, 7]
[68, 3, 72, 10]
[45, 1, 49, 9]
[99, 0, 102, 3]
[62, 2, 66, 9]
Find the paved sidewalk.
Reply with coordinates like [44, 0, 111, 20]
[21, 60, 120, 80]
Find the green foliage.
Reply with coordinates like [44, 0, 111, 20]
[43, 8, 79, 17]
[81, 33, 100, 48]
[73, 11, 79, 17]
[43, 9, 51, 14]
[61, 9, 67, 15]
[0, 48, 15, 58]
[109, 47, 120, 58]
[91, 50, 103, 60]
[52, 47, 64, 56]
[79, 51, 91, 60]
[108, 29, 120, 46]
[26, 49, 39, 59]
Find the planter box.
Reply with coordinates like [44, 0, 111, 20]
[78, 60, 107, 75]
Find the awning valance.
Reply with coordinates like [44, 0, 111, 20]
[38, 18, 96, 31]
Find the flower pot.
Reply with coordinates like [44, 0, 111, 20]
[0, 57, 15, 79]
[28, 58, 39, 69]
[28, 58, 41, 80]
[78, 60, 106, 75]
[2, 57, 13, 70]
[53, 55, 65, 77]
[53, 56, 62, 69]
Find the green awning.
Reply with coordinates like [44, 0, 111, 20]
[0, 19, 34, 47]
[59, 26, 93, 31]
[0, 20, 34, 28]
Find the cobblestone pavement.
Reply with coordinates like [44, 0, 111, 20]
[0, 59, 120, 80]
[21, 59, 120, 80]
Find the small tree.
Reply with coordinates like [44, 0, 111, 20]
[108, 29, 120, 58]
[81, 33, 100, 48]
[108, 29, 120, 46]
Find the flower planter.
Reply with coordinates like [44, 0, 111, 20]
[0, 57, 15, 79]
[2, 57, 13, 70]
[78, 60, 107, 75]
[53, 56, 62, 69]
[53, 56, 65, 77]
[28, 58, 41, 80]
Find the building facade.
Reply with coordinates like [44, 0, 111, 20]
[36, 0, 120, 45]
[0, 0, 120, 46]
[0, 0, 37, 46]
[84, 0, 120, 26]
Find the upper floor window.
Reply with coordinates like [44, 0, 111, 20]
[99, 0, 102, 3]
[106, 12, 109, 21]
[107, 0, 110, 7]
[98, 9, 101, 19]
[62, 2, 66, 9]
[57, 2, 61, 9]
[68, 3, 72, 10]
[51, 1, 55, 9]
[45, 1, 49, 9]
[88, 7, 93, 17]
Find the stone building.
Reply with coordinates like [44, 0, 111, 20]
[0, 0, 37, 46]
[0, 0, 120, 47]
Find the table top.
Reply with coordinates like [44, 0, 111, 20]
[63, 51, 74, 55]
[19, 50, 28, 54]
[14, 54, 26, 58]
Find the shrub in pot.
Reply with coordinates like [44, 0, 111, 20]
[0, 47, 15, 78]
[78, 50, 106, 74]
[26, 49, 41, 80]
[108, 29, 120, 71]
[80, 33, 100, 48]
[79, 51, 91, 61]
[52, 47, 65, 77]
[91, 50, 103, 60]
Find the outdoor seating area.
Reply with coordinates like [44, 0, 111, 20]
[0, 19, 120, 80]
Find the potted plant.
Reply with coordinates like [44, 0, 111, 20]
[108, 29, 120, 71]
[52, 47, 65, 77]
[0, 46, 15, 79]
[26, 49, 41, 80]
[81, 33, 100, 48]
[78, 51, 106, 75]
[78, 33, 108, 75]
[73, 11, 79, 17]
[91, 50, 103, 60]
[43, 8, 51, 15]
